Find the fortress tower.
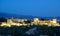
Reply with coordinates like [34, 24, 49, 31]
[52, 18, 57, 24]
[7, 19, 13, 24]
[34, 18, 39, 24]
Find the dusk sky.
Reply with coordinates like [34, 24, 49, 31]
[0, 0, 60, 17]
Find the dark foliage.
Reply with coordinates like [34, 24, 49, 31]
[0, 25, 60, 36]
[24, 20, 32, 24]
[0, 17, 7, 22]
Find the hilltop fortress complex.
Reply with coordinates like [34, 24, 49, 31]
[34, 18, 60, 26]
[0, 18, 60, 27]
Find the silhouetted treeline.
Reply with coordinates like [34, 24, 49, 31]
[0, 17, 7, 22]
[24, 20, 32, 24]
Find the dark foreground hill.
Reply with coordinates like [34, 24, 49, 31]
[0, 25, 60, 36]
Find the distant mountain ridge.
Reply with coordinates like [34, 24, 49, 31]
[0, 12, 35, 19]
[0, 12, 60, 20]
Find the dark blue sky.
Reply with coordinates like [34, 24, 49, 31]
[0, 0, 60, 17]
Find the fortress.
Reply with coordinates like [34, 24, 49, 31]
[0, 18, 60, 27]
[34, 18, 60, 26]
